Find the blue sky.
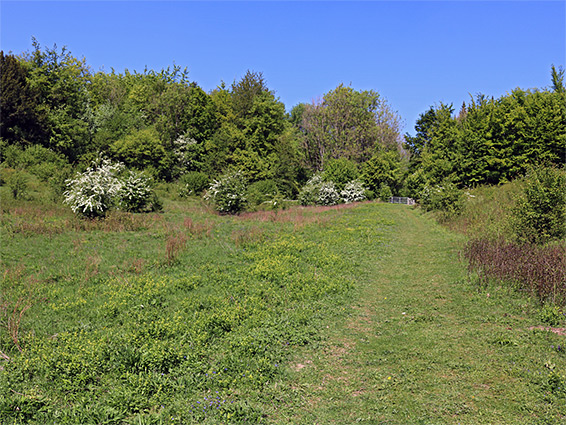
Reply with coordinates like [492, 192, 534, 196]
[1, 1, 564, 135]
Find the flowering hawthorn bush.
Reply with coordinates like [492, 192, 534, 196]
[341, 180, 367, 204]
[298, 175, 341, 206]
[317, 181, 341, 206]
[298, 175, 323, 206]
[64, 158, 158, 217]
[204, 170, 248, 214]
[118, 171, 155, 212]
[64, 158, 124, 218]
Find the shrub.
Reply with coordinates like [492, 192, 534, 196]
[4, 169, 29, 200]
[364, 188, 376, 201]
[317, 181, 341, 206]
[204, 170, 248, 214]
[48, 167, 74, 202]
[323, 158, 359, 191]
[1, 144, 69, 182]
[23, 145, 69, 182]
[298, 174, 323, 206]
[298, 174, 340, 207]
[511, 166, 566, 245]
[341, 179, 367, 204]
[178, 171, 209, 197]
[538, 304, 564, 327]
[420, 180, 463, 215]
[0, 143, 22, 167]
[378, 183, 393, 202]
[118, 171, 159, 213]
[246, 180, 280, 207]
[64, 158, 162, 217]
[63, 158, 124, 218]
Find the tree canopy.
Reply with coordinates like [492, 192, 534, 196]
[1, 40, 564, 205]
[297, 85, 403, 171]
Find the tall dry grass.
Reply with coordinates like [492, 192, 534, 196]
[164, 233, 187, 266]
[1, 205, 164, 236]
[445, 182, 522, 239]
[238, 203, 359, 230]
[463, 239, 566, 305]
[446, 181, 565, 306]
[1, 265, 39, 357]
[182, 216, 214, 238]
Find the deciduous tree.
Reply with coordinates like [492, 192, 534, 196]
[0, 51, 46, 146]
[298, 85, 403, 171]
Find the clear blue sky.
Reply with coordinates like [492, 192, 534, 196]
[2, 1, 564, 135]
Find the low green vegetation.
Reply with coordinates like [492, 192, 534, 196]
[271, 206, 566, 424]
[1, 186, 565, 424]
[0, 186, 389, 424]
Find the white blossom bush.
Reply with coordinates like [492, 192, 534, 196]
[172, 134, 198, 171]
[298, 174, 341, 206]
[298, 174, 324, 206]
[64, 158, 124, 218]
[64, 159, 160, 217]
[204, 170, 248, 214]
[117, 171, 155, 212]
[317, 181, 340, 206]
[306, 174, 324, 186]
[341, 179, 367, 204]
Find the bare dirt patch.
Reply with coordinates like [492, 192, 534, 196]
[346, 304, 374, 333]
[529, 326, 566, 336]
[291, 360, 313, 371]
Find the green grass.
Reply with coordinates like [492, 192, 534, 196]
[266, 205, 566, 424]
[1, 190, 385, 424]
[444, 181, 523, 239]
[1, 189, 565, 424]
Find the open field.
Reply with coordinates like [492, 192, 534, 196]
[1, 195, 565, 424]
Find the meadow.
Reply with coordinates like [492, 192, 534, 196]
[1, 183, 565, 424]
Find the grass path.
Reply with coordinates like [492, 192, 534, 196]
[272, 204, 565, 424]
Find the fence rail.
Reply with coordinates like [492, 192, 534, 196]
[389, 196, 416, 205]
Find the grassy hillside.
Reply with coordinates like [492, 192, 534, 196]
[1, 188, 565, 424]
[444, 181, 523, 240]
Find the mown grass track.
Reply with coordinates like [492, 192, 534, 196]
[270, 204, 566, 424]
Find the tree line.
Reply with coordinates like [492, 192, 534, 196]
[404, 68, 565, 196]
[1, 39, 564, 205]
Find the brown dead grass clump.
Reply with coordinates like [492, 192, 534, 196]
[73, 211, 163, 233]
[1, 205, 164, 236]
[238, 204, 353, 231]
[464, 238, 566, 305]
[165, 233, 187, 266]
[183, 217, 213, 238]
[0, 266, 40, 357]
[232, 226, 264, 248]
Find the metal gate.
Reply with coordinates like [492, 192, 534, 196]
[389, 197, 416, 205]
